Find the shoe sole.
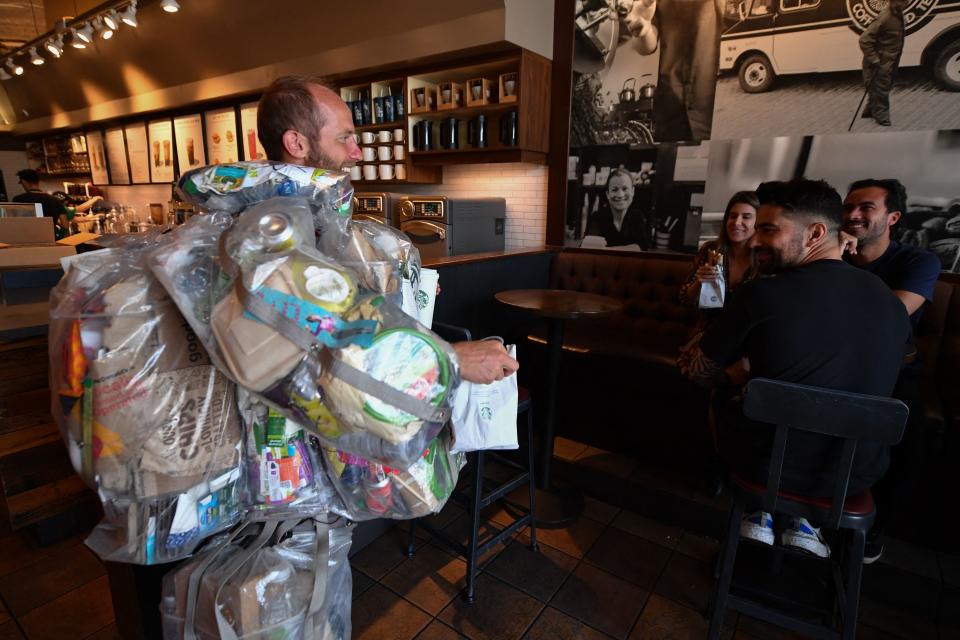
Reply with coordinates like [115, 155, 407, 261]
[862, 551, 883, 565]
[781, 533, 830, 558]
[740, 521, 774, 546]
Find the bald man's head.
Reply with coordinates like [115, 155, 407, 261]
[257, 75, 361, 170]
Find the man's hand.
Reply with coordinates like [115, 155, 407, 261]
[839, 230, 858, 256]
[453, 340, 519, 384]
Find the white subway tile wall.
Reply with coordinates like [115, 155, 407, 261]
[390, 162, 548, 249]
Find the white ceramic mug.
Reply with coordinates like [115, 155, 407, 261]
[395, 163, 406, 180]
[393, 144, 405, 160]
[377, 145, 392, 161]
[362, 147, 376, 162]
[362, 164, 377, 180]
[349, 166, 362, 181]
[361, 131, 376, 144]
[378, 163, 394, 180]
[377, 130, 392, 143]
[393, 128, 404, 142]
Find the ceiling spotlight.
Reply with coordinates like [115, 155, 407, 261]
[103, 10, 120, 30]
[160, 0, 180, 13]
[45, 35, 63, 58]
[120, 2, 138, 27]
[7, 60, 23, 76]
[0, 67, 10, 81]
[95, 17, 114, 40]
[29, 47, 44, 65]
[75, 22, 94, 43]
[69, 30, 87, 48]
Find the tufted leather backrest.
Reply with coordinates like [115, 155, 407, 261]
[549, 251, 700, 359]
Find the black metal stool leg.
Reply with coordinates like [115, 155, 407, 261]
[525, 402, 538, 552]
[464, 451, 484, 604]
[842, 528, 867, 640]
[708, 498, 744, 640]
[406, 519, 417, 557]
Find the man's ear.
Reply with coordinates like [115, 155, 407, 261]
[806, 221, 829, 247]
[887, 210, 902, 228]
[281, 129, 307, 161]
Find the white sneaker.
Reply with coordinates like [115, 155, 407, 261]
[740, 510, 774, 545]
[781, 516, 830, 558]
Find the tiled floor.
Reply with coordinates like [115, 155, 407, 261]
[0, 441, 956, 639]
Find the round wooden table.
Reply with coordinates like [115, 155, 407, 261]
[496, 289, 623, 525]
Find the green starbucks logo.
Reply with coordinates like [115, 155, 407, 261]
[416, 289, 429, 310]
[480, 406, 493, 420]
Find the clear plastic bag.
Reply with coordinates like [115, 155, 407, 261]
[151, 198, 460, 469]
[237, 389, 345, 518]
[49, 241, 243, 564]
[321, 427, 463, 521]
[160, 517, 353, 640]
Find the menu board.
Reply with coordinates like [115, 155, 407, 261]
[239, 102, 266, 161]
[148, 119, 175, 183]
[204, 107, 239, 165]
[86, 130, 109, 185]
[173, 114, 205, 175]
[124, 123, 150, 184]
[104, 127, 130, 185]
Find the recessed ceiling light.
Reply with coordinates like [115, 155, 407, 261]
[29, 47, 44, 65]
[160, 0, 180, 13]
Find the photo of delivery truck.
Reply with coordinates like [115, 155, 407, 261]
[719, 0, 960, 93]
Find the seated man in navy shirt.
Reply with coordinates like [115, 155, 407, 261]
[842, 178, 941, 563]
[686, 179, 910, 558]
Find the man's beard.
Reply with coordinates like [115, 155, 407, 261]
[843, 219, 885, 249]
[306, 149, 348, 171]
[753, 235, 805, 274]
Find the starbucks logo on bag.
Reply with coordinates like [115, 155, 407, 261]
[480, 406, 493, 420]
[415, 289, 429, 310]
[847, 0, 937, 34]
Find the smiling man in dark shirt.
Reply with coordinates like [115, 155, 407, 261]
[842, 178, 941, 563]
[686, 179, 909, 557]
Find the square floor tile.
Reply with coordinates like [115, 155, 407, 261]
[523, 606, 614, 639]
[584, 527, 671, 590]
[583, 497, 621, 525]
[441, 514, 513, 568]
[351, 528, 418, 581]
[653, 553, 713, 613]
[353, 567, 375, 600]
[856, 623, 910, 639]
[352, 584, 431, 640]
[18, 575, 113, 640]
[860, 595, 939, 639]
[0, 620, 24, 639]
[735, 614, 821, 640]
[83, 623, 122, 639]
[878, 537, 940, 582]
[629, 594, 734, 640]
[382, 543, 467, 615]
[675, 532, 720, 563]
[485, 539, 578, 602]
[0, 542, 105, 616]
[438, 573, 544, 640]
[611, 511, 682, 551]
[519, 515, 605, 559]
[553, 437, 589, 462]
[629, 466, 698, 499]
[0, 532, 83, 579]
[574, 447, 639, 479]
[416, 620, 468, 639]
[551, 562, 649, 640]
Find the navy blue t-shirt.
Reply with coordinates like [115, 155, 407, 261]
[844, 240, 940, 328]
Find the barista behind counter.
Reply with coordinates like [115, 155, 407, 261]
[13, 169, 68, 230]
